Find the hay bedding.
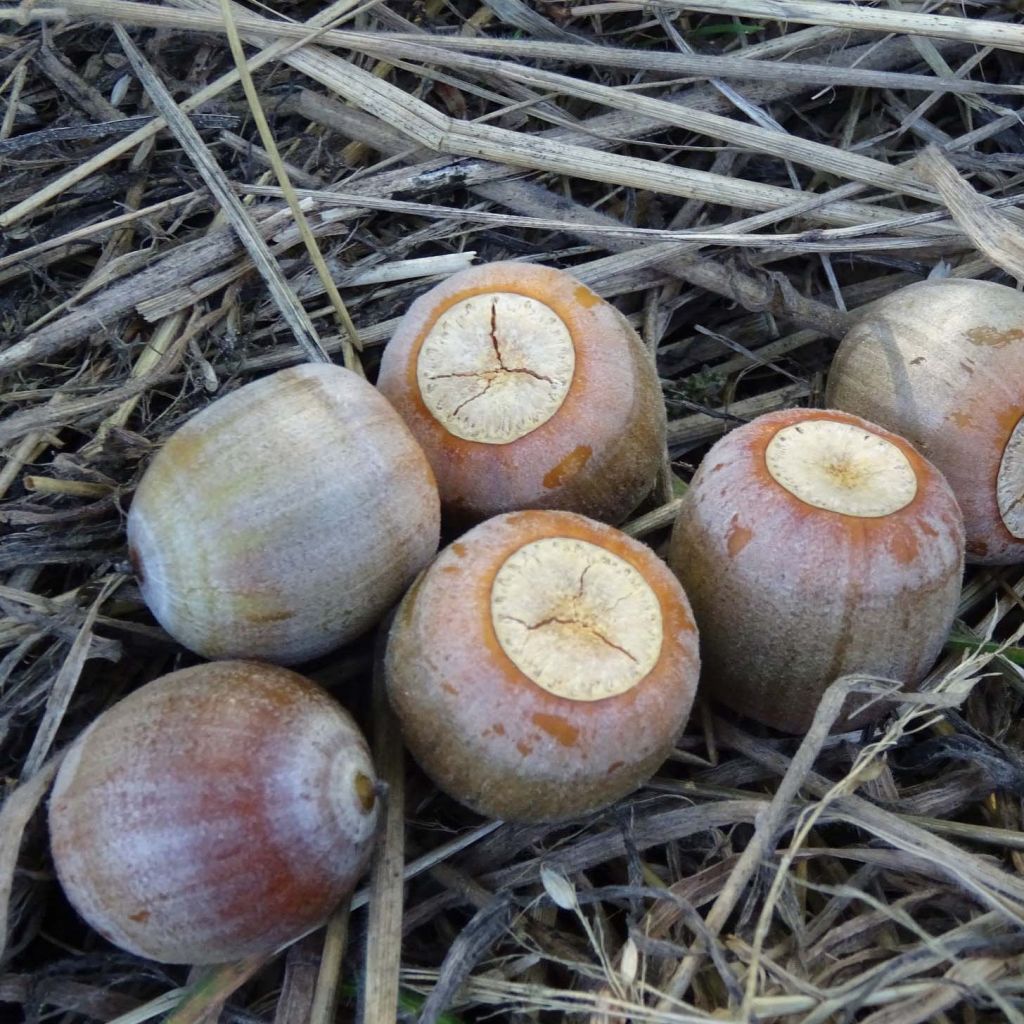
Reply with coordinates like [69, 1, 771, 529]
[2, 0, 1024, 1021]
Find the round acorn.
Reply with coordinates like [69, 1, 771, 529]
[48, 661, 379, 964]
[376, 262, 666, 525]
[827, 278, 1024, 564]
[669, 409, 965, 734]
[127, 363, 440, 664]
[384, 510, 700, 822]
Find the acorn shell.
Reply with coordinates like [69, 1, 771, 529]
[669, 408, 965, 734]
[376, 262, 667, 525]
[48, 661, 379, 964]
[826, 278, 1024, 564]
[127, 363, 440, 664]
[385, 510, 700, 822]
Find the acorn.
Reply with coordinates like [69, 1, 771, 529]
[48, 661, 379, 964]
[376, 262, 666, 525]
[127, 363, 440, 664]
[668, 409, 965, 734]
[827, 278, 1024, 563]
[385, 510, 700, 822]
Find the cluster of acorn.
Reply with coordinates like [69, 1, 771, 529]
[47, 265, 1024, 967]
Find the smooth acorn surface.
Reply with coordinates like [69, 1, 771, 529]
[669, 409, 965, 734]
[827, 278, 1024, 564]
[385, 510, 700, 822]
[48, 661, 380, 964]
[127, 363, 440, 664]
[376, 262, 667, 525]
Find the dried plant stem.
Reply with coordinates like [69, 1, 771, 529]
[0, 756, 61, 964]
[215, 0, 361, 369]
[170, 0, 971, 236]
[916, 145, 1024, 282]
[308, 905, 351, 1024]
[361, 624, 407, 1024]
[655, 0, 1024, 54]
[0, 0, 364, 229]
[162, 957, 269, 1024]
[111, 25, 329, 364]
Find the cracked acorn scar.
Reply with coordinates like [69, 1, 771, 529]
[384, 510, 700, 823]
[376, 261, 666, 526]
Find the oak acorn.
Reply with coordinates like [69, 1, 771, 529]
[827, 278, 1024, 564]
[669, 409, 965, 734]
[48, 661, 379, 964]
[377, 262, 667, 525]
[385, 510, 700, 822]
[127, 363, 440, 664]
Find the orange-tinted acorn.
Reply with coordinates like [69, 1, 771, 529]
[669, 409, 965, 734]
[377, 262, 666, 525]
[49, 662, 379, 964]
[385, 510, 699, 822]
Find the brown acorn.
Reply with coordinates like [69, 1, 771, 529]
[827, 278, 1024, 564]
[376, 262, 666, 525]
[49, 661, 379, 964]
[669, 408, 965, 734]
[385, 509, 700, 822]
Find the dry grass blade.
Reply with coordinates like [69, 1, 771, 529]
[656, 0, 1024, 54]
[668, 384, 812, 450]
[0, 0, 365, 229]
[916, 146, 1024, 282]
[308, 905, 351, 1024]
[335, 32, 1024, 96]
[834, 794, 1024, 918]
[162, 957, 269, 1024]
[13, 1, 1024, 96]
[417, 898, 512, 1024]
[741, 643, 1024, 1015]
[347, 37, 948, 207]
[0, 194, 196, 275]
[215, 0, 361, 369]
[623, 499, 684, 539]
[857, 957, 1017, 1024]
[169, 0, 965, 236]
[272, 934, 321, 1024]
[110, 24, 328, 364]
[96, 989, 187, 1024]
[90, 312, 189, 445]
[659, 673, 898, 1006]
[234, 184, 966, 251]
[360, 626, 406, 1024]
[20, 574, 124, 779]
[0, 180, 305, 375]
[0, 321, 193, 443]
[0, 756, 61, 965]
[469, 179, 855, 338]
